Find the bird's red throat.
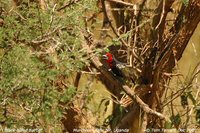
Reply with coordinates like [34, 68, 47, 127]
[106, 53, 113, 68]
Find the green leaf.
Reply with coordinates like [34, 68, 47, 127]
[196, 108, 200, 124]
[170, 114, 181, 127]
[60, 86, 76, 103]
[187, 91, 196, 105]
[182, 0, 189, 6]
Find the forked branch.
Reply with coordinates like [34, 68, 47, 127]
[81, 32, 170, 122]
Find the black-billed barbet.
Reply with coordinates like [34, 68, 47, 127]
[102, 52, 125, 77]
[102, 52, 138, 84]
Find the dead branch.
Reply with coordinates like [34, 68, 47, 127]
[172, 0, 200, 61]
[151, 0, 175, 44]
[148, 0, 200, 113]
[141, 112, 147, 133]
[57, 0, 81, 11]
[101, 0, 128, 46]
[31, 26, 62, 44]
[107, 0, 135, 7]
[81, 31, 170, 123]
[122, 85, 170, 122]
[74, 72, 82, 88]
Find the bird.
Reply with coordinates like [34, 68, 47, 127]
[102, 52, 140, 84]
[102, 52, 126, 78]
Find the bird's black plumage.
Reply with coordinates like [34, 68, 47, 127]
[111, 65, 124, 77]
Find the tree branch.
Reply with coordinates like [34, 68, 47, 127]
[57, 0, 81, 11]
[107, 0, 135, 7]
[81, 31, 171, 122]
[74, 72, 82, 88]
[101, 0, 128, 46]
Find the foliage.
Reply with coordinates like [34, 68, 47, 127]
[0, 0, 199, 132]
[170, 114, 181, 127]
[196, 106, 200, 125]
[164, 63, 200, 130]
[0, 0, 97, 131]
[182, 0, 189, 6]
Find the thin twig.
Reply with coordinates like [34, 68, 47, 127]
[49, 4, 57, 29]
[162, 65, 200, 108]
[13, 10, 27, 20]
[141, 112, 147, 133]
[57, 0, 81, 11]
[101, 0, 128, 46]
[155, 0, 165, 29]
[107, 0, 135, 7]
[31, 26, 62, 44]
[37, 4, 44, 37]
